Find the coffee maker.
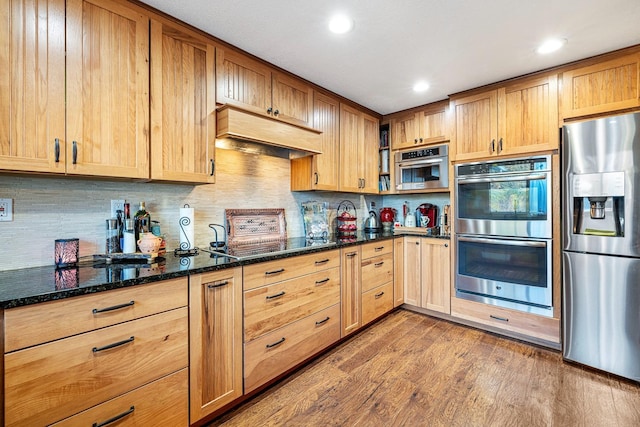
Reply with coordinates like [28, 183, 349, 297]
[416, 203, 438, 228]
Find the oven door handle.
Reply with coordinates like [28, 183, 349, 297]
[397, 158, 443, 168]
[458, 236, 547, 248]
[456, 173, 547, 184]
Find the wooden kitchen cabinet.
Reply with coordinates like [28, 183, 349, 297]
[341, 246, 362, 336]
[3, 278, 189, 426]
[150, 19, 216, 183]
[451, 74, 558, 161]
[290, 91, 340, 191]
[561, 51, 640, 119]
[189, 268, 243, 422]
[65, 0, 150, 178]
[402, 236, 451, 314]
[390, 101, 449, 150]
[0, 0, 66, 174]
[360, 241, 394, 325]
[339, 103, 380, 193]
[393, 237, 405, 307]
[216, 47, 313, 127]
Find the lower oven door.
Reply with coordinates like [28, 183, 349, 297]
[455, 234, 552, 316]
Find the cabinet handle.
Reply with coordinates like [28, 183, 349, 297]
[267, 107, 273, 114]
[444, 243, 449, 248]
[490, 139, 495, 153]
[375, 291, 385, 299]
[419, 137, 423, 143]
[315, 277, 330, 285]
[92, 406, 135, 427]
[208, 280, 229, 289]
[498, 138, 503, 153]
[374, 246, 385, 251]
[266, 337, 286, 348]
[92, 336, 135, 353]
[72, 140, 78, 164]
[314, 258, 330, 265]
[210, 159, 215, 176]
[315, 316, 330, 325]
[273, 109, 279, 116]
[314, 172, 319, 185]
[266, 291, 286, 300]
[490, 314, 509, 322]
[346, 252, 358, 258]
[265, 268, 285, 275]
[415, 241, 420, 245]
[374, 261, 384, 267]
[54, 138, 60, 163]
[92, 300, 135, 314]
[414, 138, 418, 143]
[361, 178, 366, 188]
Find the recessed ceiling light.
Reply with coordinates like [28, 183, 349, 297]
[413, 81, 430, 93]
[329, 14, 354, 34]
[537, 38, 567, 54]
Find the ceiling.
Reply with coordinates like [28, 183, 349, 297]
[139, 0, 640, 116]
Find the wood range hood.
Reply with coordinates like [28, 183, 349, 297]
[215, 105, 323, 159]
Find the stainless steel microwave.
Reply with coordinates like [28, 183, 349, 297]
[394, 144, 449, 191]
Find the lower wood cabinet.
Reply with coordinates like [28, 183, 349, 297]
[341, 246, 362, 337]
[403, 236, 451, 314]
[189, 268, 243, 422]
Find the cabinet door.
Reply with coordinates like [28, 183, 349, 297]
[66, 0, 150, 178]
[338, 103, 364, 192]
[216, 47, 272, 116]
[420, 238, 451, 314]
[393, 237, 404, 307]
[418, 107, 448, 144]
[562, 52, 640, 119]
[390, 112, 419, 150]
[0, 0, 66, 173]
[341, 247, 361, 337]
[499, 74, 559, 157]
[271, 71, 313, 127]
[150, 20, 216, 183]
[451, 90, 498, 161]
[189, 268, 243, 422]
[403, 236, 422, 306]
[362, 112, 380, 193]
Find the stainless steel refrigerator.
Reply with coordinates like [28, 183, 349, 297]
[562, 111, 640, 382]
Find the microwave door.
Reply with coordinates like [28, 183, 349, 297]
[397, 158, 445, 190]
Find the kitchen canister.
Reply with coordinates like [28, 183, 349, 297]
[179, 204, 195, 250]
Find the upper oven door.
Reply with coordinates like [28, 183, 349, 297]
[455, 168, 551, 238]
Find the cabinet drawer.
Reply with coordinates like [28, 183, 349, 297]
[361, 253, 393, 293]
[361, 240, 393, 259]
[245, 267, 340, 341]
[244, 304, 340, 393]
[50, 369, 188, 427]
[5, 278, 188, 352]
[362, 282, 394, 326]
[5, 307, 188, 427]
[450, 297, 560, 343]
[243, 249, 339, 290]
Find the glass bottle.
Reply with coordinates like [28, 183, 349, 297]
[134, 201, 151, 250]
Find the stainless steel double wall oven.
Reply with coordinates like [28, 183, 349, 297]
[454, 155, 553, 316]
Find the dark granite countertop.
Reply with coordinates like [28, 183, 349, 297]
[0, 232, 448, 309]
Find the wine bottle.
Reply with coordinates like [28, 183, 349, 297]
[134, 201, 151, 251]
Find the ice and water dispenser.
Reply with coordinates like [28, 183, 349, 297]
[571, 171, 625, 237]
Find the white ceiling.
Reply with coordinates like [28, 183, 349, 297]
[139, 0, 640, 116]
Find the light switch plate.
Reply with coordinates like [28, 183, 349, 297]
[0, 198, 13, 221]
[111, 200, 125, 219]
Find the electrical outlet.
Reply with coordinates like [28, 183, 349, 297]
[111, 200, 125, 218]
[0, 198, 13, 222]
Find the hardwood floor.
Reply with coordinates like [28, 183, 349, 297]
[210, 309, 640, 426]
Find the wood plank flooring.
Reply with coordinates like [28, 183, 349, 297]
[209, 309, 640, 427]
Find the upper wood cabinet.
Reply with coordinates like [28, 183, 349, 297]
[216, 47, 313, 128]
[451, 74, 558, 161]
[339, 103, 379, 193]
[390, 101, 449, 150]
[561, 52, 640, 119]
[150, 19, 216, 183]
[66, 0, 150, 178]
[0, 0, 66, 174]
[290, 91, 340, 191]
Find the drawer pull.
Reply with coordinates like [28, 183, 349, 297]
[375, 291, 385, 299]
[265, 268, 285, 275]
[208, 281, 229, 289]
[93, 406, 136, 427]
[266, 291, 286, 300]
[266, 337, 286, 348]
[346, 252, 357, 258]
[374, 246, 385, 251]
[92, 300, 135, 314]
[93, 406, 135, 427]
[93, 336, 135, 353]
[314, 258, 330, 265]
[315, 316, 330, 325]
[315, 278, 330, 285]
[490, 315, 509, 322]
[374, 261, 384, 267]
